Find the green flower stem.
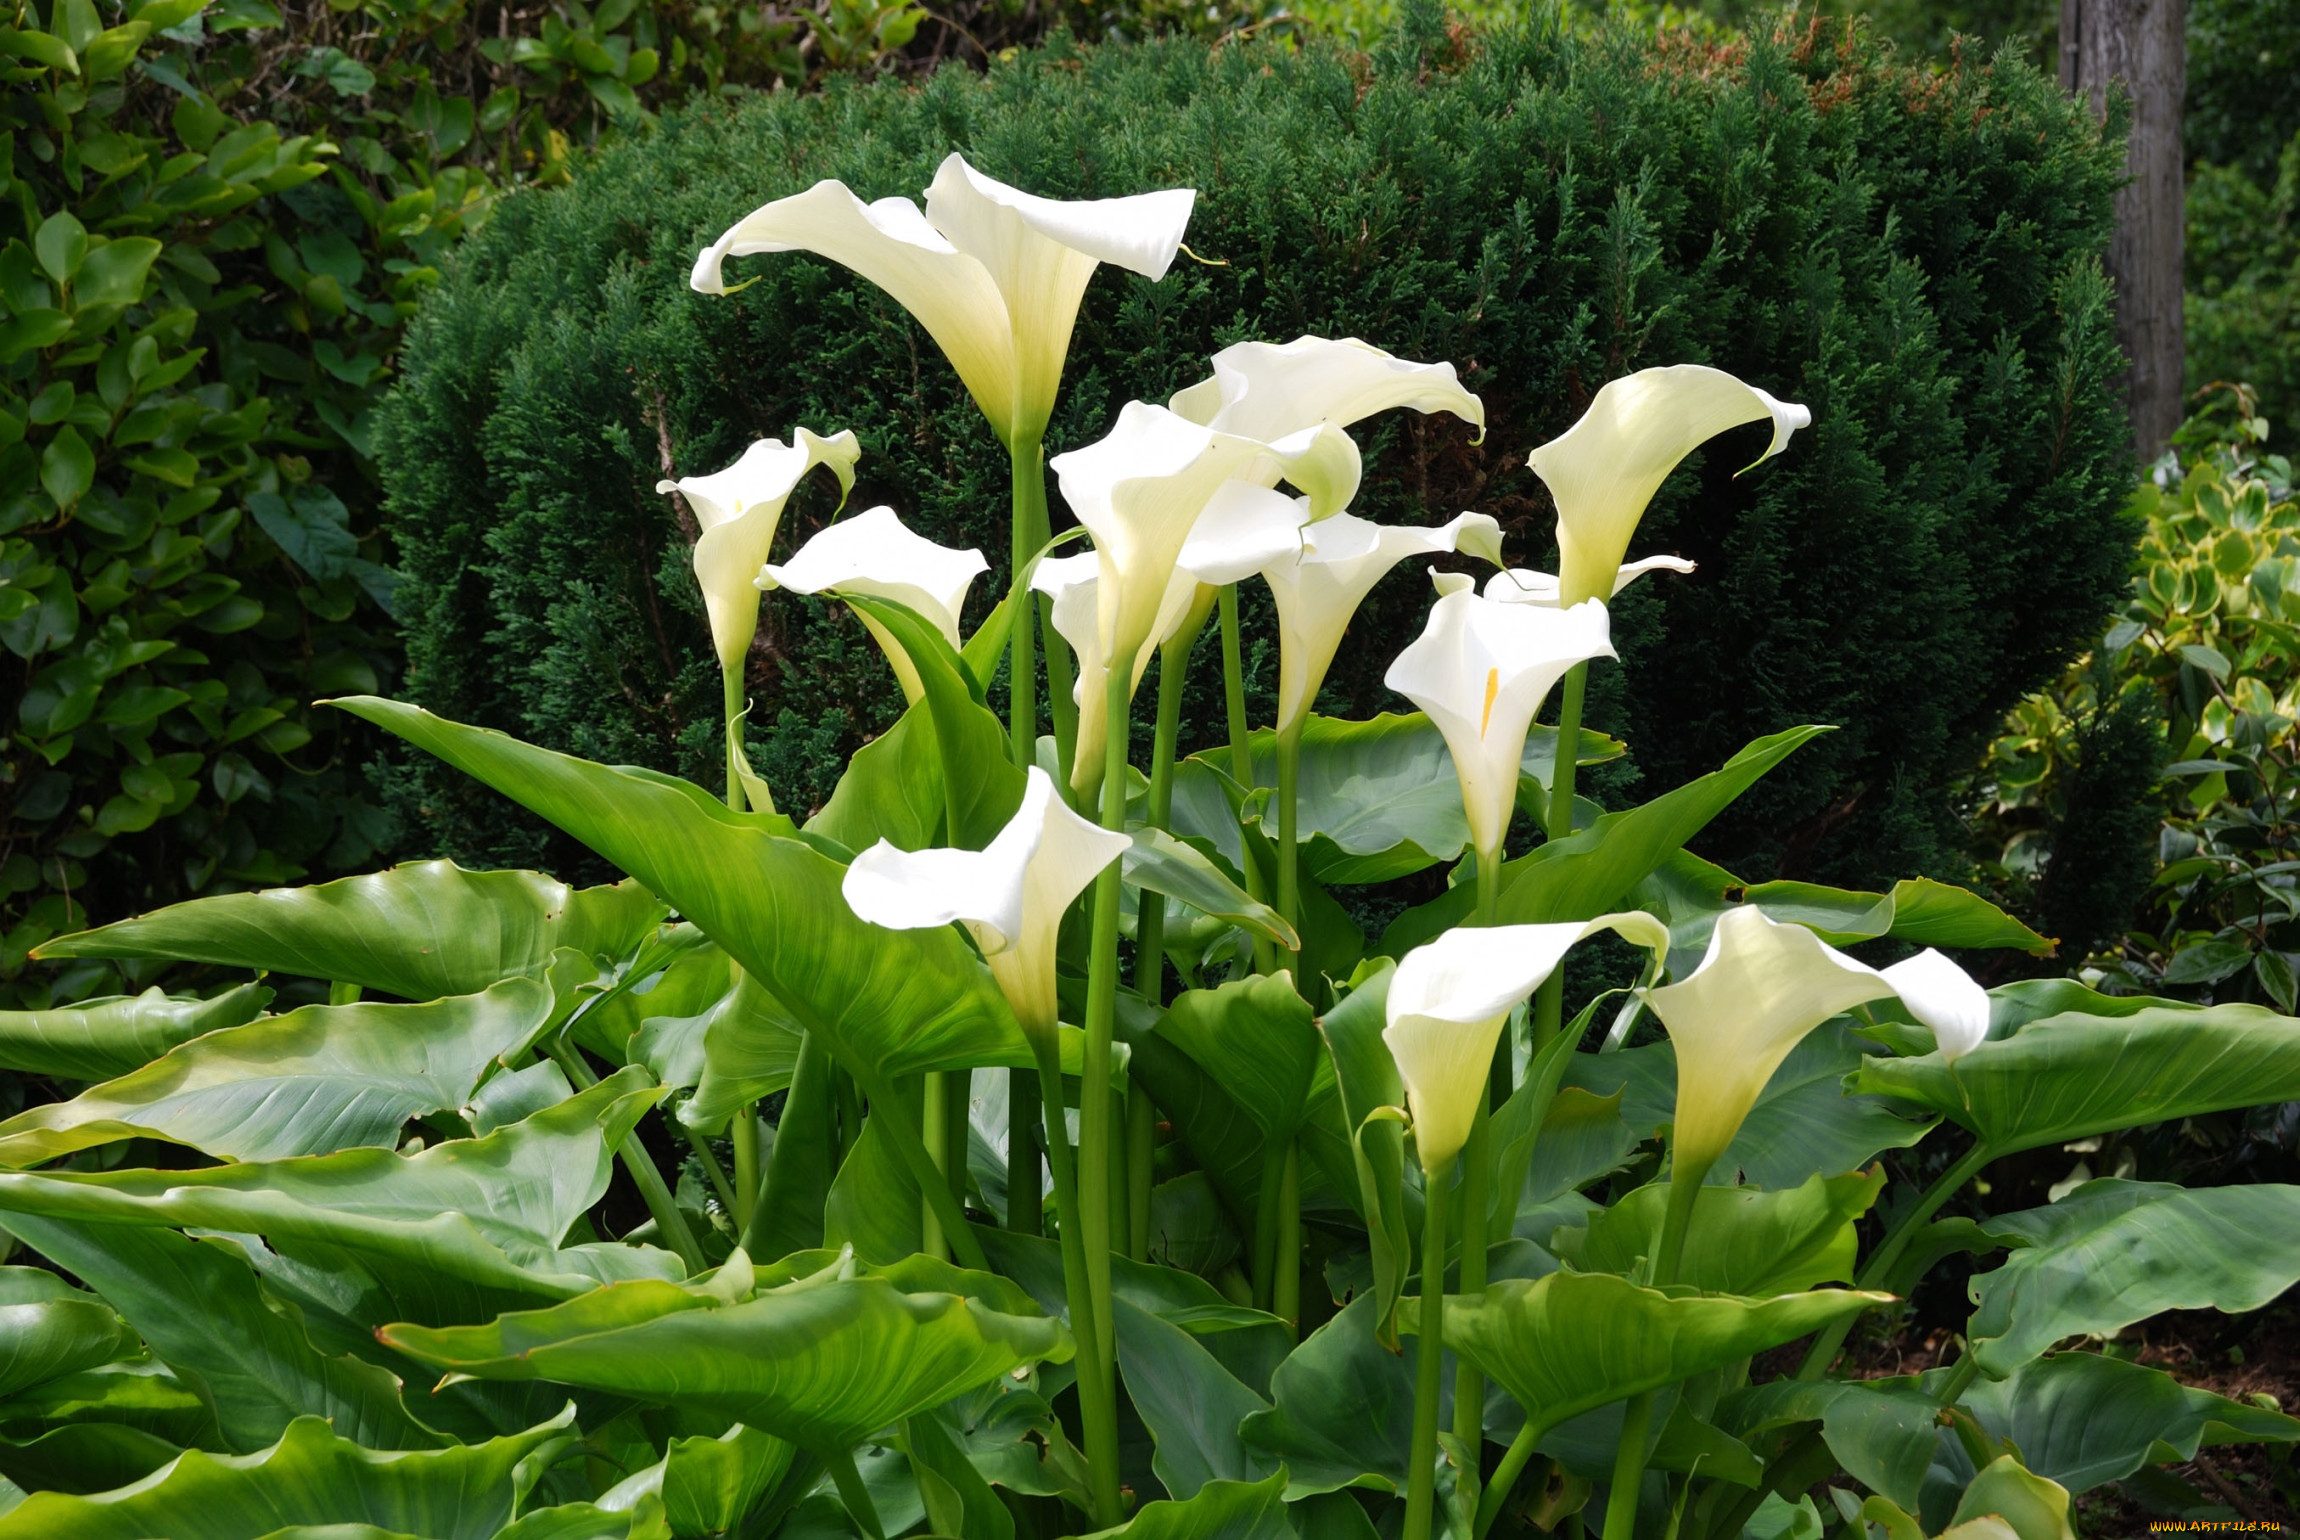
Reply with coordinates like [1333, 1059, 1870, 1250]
[1273, 1138, 1300, 1332]
[542, 1038, 705, 1276]
[1276, 720, 1304, 957]
[1126, 1081, 1156, 1263]
[1933, 1345, 1983, 1407]
[1220, 584, 1277, 975]
[682, 1123, 736, 1213]
[1008, 1068, 1043, 1234]
[721, 666, 749, 814]
[1008, 436, 1047, 770]
[1451, 843, 1507, 1475]
[729, 1107, 759, 1220]
[1251, 1137, 1284, 1311]
[1080, 656, 1134, 1382]
[1603, 1392, 1654, 1540]
[1653, 1150, 1714, 1292]
[1044, 602, 1080, 793]
[1127, 617, 1200, 1260]
[1033, 1040, 1124, 1527]
[828, 1446, 886, 1540]
[1476, 1424, 1545, 1540]
[856, 1066, 989, 1273]
[922, 1070, 951, 1263]
[1404, 1156, 1454, 1540]
[1529, 662, 1589, 1056]
[1796, 1139, 1997, 1381]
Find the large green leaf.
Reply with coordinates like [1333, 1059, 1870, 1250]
[1314, 965, 1415, 1348]
[1381, 725, 1830, 954]
[380, 1252, 1070, 1455]
[0, 1357, 218, 1448]
[0, 980, 553, 1168]
[1853, 997, 2300, 1155]
[1081, 1471, 1295, 1540]
[0, 1217, 443, 1452]
[1118, 998, 1266, 1226]
[0, 1267, 135, 1398]
[1549, 1169, 1885, 1295]
[822, 1105, 925, 1264]
[0, 1072, 679, 1306]
[0, 1420, 182, 1497]
[1722, 1376, 1951, 1510]
[595, 1423, 799, 1538]
[1966, 1180, 2300, 1375]
[1239, 1291, 1444, 1496]
[678, 972, 809, 1132]
[1427, 1273, 1889, 1442]
[334, 698, 1031, 1084]
[36, 862, 663, 1001]
[1159, 974, 1319, 1145]
[0, 983, 272, 1081]
[0, 1407, 573, 1539]
[845, 595, 1028, 849]
[807, 706, 947, 856]
[1125, 829, 1298, 952]
[1112, 1296, 1276, 1502]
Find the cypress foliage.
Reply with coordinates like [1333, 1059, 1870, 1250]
[379, 9, 2136, 892]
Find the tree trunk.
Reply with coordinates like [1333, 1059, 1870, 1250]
[2061, 0, 2187, 459]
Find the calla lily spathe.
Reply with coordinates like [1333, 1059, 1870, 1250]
[658, 429, 862, 674]
[1032, 552, 1205, 796]
[760, 505, 989, 702]
[1643, 904, 1990, 1184]
[1180, 484, 1504, 733]
[1529, 364, 1808, 607]
[1385, 912, 1671, 1171]
[1383, 574, 1617, 862]
[1171, 336, 1486, 482]
[1485, 555, 1696, 608]
[692, 156, 1194, 445]
[842, 767, 1130, 1040]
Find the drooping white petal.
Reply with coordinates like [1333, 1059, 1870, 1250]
[1484, 555, 1698, 608]
[1383, 582, 1616, 861]
[1034, 552, 1196, 797]
[1879, 947, 1992, 1062]
[658, 428, 861, 673]
[841, 767, 1128, 1036]
[1175, 481, 1312, 587]
[758, 505, 987, 701]
[1384, 911, 1670, 1172]
[1528, 365, 1809, 607]
[1170, 335, 1485, 443]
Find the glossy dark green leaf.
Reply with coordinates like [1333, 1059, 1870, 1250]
[844, 595, 1026, 849]
[1118, 998, 1265, 1225]
[1081, 1470, 1294, 1540]
[0, 982, 271, 1080]
[1112, 1296, 1276, 1501]
[807, 706, 947, 856]
[0, 1407, 572, 1539]
[0, 1420, 181, 1496]
[679, 971, 808, 1131]
[1240, 1291, 1445, 1496]
[1549, 1170, 1884, 1294]
[37, 861, 663, 1000]
[1967, 1180, 2300, 1375]
[0, 1266, 135, 1399]
[595, 1422, 798, 1538]
[1160, 973, 1319, 1145]
[975, 1227, 1282, 1341]
[1722, 1376, 1946, 1509]
[1521, 1087, 1635, 1204]
[0, 1357, 217, 1448]
[381, 1252, 1070, 1455]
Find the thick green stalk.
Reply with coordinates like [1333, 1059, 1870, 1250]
[1250, 1137, 1284, 1311]
[1529, 662, 1589, 1055]
[543, 1039, 704, 1275]
[1796, 1139, 1997, 1380]
[828, 1447, 885, 1540]
[943, 1070, 971, 1204]
[1276, 720, 1303, 955]
[1128, 622, 1196, 1260]
[1653, 1150, 1714, 1292]
[729, 1108, 759, 1220]
[1452, 845, 1507, 1472]
[1034, 1040, 1124, 1526]
[1008, 436, 1047, 769]
[1476, 1426, 1545, 1540]
[1273, 1139, 1300, 1333]
[1603, 1393, 1654, 1540]
[721, 667, 749, 814]
[1044, 595, 1079, 791]
[1403, 1157, 1454, 1540]
[1933, 1346, 1983, 1407]
[857, 1067, 989, 1273]
[683, 1124, 736, 1213]
[922, 1070, 951, 1263]
[1220, 585, 1276, 975]
[748, 1029, 833, 1256]
[1007, 1068, 1042, 1233]
[1078, 657, 1134, 1379]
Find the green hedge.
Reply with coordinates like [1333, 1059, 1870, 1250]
[381, 11, 2136, 895]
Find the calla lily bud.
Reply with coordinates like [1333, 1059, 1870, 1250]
[1643, 907, 1989, 1184]
[1181, 486, 1504, 734]
[693, 155, 1194, 445]
[842, 767, 1130, 1039]
[760, 506, 989, 703]
[658, 429, 861, 676]
[1529, 365, 1809, 607]
[1484, 555, 1696, 608]
[1383, 578, 1617, 862]
[1032, 552, 1199, 797]
[1385, 912, 1671, 1172]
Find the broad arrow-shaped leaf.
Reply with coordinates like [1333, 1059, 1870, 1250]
[0, 1268, 135, 1398]
[380, 1252, 1071, 1454]
[1550, 1169, 1886, 1295]
[1965, 1180, 2300, 1375]
[0, 1406, 573, 1539]
[843, 595, 1027, 850]
[1125, 829, 1298, 951]
[0, 983, 270, 1081]
[1425, 1274, 1889, 1441]
[0, 1071, 678, 1307]
[1159, 973, 1320, 1146]
[0, 979, 552, 1167]
[1080, 1471, 1294, 1540]
[331, 698, 1033, 1082]
[37, 862, 663, 1001]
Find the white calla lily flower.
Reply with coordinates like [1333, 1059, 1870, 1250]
[1383, 577, 1617, 862]
[1171, 336, 1486, 487]
[1643, 906, 1990, 1183]
[1032, 553, 1201, 796]
[658, 429, 862, 675]
[1529, 364, 1809, 607]
[760, 506, 989, 702]
[692, 155, 1194, 445]
[1484, 555, 1697, 608]
[1384, 912, 1671, 1171]
[842, 767, 1130, 1039]
[1181, 488, 1504, 733]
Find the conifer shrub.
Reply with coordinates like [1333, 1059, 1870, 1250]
[380, 10, 2136, 893]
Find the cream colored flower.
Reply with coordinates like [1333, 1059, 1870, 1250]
[760, 506, 988, 702]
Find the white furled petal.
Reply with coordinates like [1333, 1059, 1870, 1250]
[1383, 585, 1616, 861]
[1385, 911, 1670, 1172]
[842, 767, 1128, 1036]
[689, 180, 1021, 440]
[759, 505, 987, 702]
[1170, 336, 1485, 444]
[1528, 365, 1808, 607]
[1034, 552, 1190, 797]
[1176, 481, 1311, 587]
[660, 428, 861, 673]
[1878, 948, 1990, 1062]
[1484, 555, 1698, 608]
[1641, 906, 1899, 1182]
